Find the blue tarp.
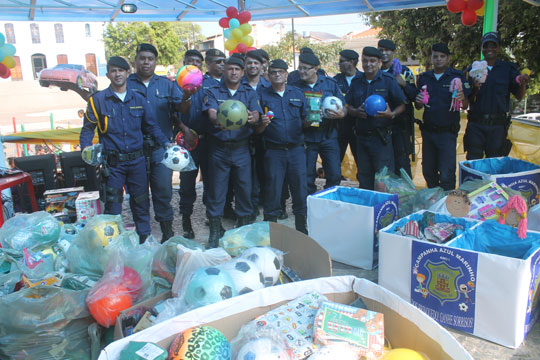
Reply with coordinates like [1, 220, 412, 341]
[314, 186, 395, 207]
[463, 157, 540, 175]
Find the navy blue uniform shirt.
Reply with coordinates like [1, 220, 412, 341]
[346, 70, 406, 131]
[183, 74, 221, 135]
[334, 69, 362, 123]
[80, 86, 169, 152]
[383, 63, 417, 102]
[289, 74, 345, 142]
[467, 59, 521, 115]
[417, 68, 471, 127]
[258, 85, 308, 145]
[127, 73, 182, 139]
[203, 81, 262, 142]
[242, 76, 270, 91]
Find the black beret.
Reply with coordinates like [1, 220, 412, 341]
[107, 56, 130, 70]
[299, 52, 320, 66]
[136, 43, 158, 57]
[339, 49, 359, 60]
[225, 56, 245, 69]
[481, 32, 501, 46]
[185, 49, 203, 60]
[362, 46, 382, 59]
[205, 48, 226, 60]
[431, 43, 450, 55]
[269, 59, 288, 70]
[300, 47, 314, 54]
[257, 49, 269, 61]
[245, 50, 263, 63]
[377, 39, 396, 51]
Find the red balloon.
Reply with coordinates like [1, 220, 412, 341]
[447, 0, 467, 13]
[88, 284, 132, 327]
[238, 11, 252, 24]
[229, 48, 238, 54]
[0, 68, 11, 79]
[0, 63, 8, 77]
[226, 6, 238, 18]
[122, 266, 142, 300]
[247, 47, 257, 52]
[218, 17, 230, 28]
[461, 9, 478, 26]
[237, 43, 248, 53]
[467, 0, 484, 11]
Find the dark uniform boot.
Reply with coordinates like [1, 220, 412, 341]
[207, 217, 223, 249]
[278, 200, 288, 220]
[182, 216, 195, 239]
[159, 221, 174, 243]
[235, 215, 252, 228]
[223, 205, 238, 220]
[295, 215, 308, 235]
[263, 214, 278, 222]
[139, 233, 149, 244]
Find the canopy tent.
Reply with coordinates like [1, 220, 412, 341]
[0, 128, 97, 145]
[0, 0, 446, 22]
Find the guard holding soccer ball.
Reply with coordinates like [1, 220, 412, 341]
[203, 56, 262, 248]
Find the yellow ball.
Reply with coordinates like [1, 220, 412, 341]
[381, 348, 427, 360]
[92, 222, 120, 247]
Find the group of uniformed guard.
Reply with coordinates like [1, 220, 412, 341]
[80, 31, 530, 248]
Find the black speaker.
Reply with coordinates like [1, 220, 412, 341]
[13, 154, 57, 209]
[59, 151, 99, 191]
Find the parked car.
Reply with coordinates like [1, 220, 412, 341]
[38, 64, 98, 93]
[512, 113, 540, 126]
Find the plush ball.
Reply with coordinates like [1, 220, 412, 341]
[176, 65, 203, 91]
[219, 259, 265, 295]
[240, 247, 283, 286]
[163, 145, 190, 171]
[236, 337, 290, 360]
[217, 100, 249, 130]
[184, 266, 237, 308]
[169, 325, 231, 360]
[364, 94, 386, 116]
[321, 96, 343, 117]
[87, 284, 132, 327]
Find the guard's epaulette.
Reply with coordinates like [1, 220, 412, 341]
[381, 71, 396, 80]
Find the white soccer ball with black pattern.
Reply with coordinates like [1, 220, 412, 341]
[240, 246, 283, 286]
[219, 259, 265, 295]
[162, 145, 189, 171]
[236, 337, 291, 360]
[322, 96, 343, 117]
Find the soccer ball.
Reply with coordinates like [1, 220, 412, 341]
[240, 247, 283, 286]
[90, 221, 120, 247]
[163, 146, 190, 171]
[308, 345, 359, 360]
[219, 259, 265, 295]
[321, 96, 343, 117]
[217, 100, 249, 130]
[184, 266, 237, 309]
[236, 337, 290, 360]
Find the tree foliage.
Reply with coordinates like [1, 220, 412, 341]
[367, 0, 540, 94]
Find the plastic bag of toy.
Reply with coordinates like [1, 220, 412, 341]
[171, 245, 231, 297]
[231, 322, 292, 360]
[408, 187, 446, 217]
[0, 211, 61, 257]
[161, 145, 196, 172]
[220, 222, 271, 256]
[121, 236, 161, 301]
[15, 246, 56, 281]
[0, 269, 21, 297]
[81, 143, 103, 166]
[374, 167, 416, 217]
[0, 285, 92, 359]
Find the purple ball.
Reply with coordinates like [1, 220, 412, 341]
[364, 94, 386, 116]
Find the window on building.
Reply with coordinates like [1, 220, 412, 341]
[85, 24, 91, 37]
[30, 23, 40, 44]
[54, 24, 64, 43]
[4, 24, 15, 44]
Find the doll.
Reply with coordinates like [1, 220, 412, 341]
[497, 195, 528, 239]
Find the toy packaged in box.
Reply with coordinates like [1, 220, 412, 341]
[467, 182, 509, 221]
[76, 191, 101, 222]
[44, 187, 84, 223]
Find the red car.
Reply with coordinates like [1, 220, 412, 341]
[39, 64, 98, 93]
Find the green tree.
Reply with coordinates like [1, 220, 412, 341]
[367, 0, 540, 94]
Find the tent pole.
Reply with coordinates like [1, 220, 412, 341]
[292, 18, 296, 69]
[483, 0, 498, 34]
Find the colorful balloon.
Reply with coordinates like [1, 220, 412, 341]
[226, 6, 238, 19]
[1, 43, 16, 57]
[475, 3, 485, 16]
[237, 11, 252, 24]
[224, 28, 232, 39]
[241, 35, 254, 47]
[237, 43, 248, 53]
[467, 0, 484, 11]
[1, 56, 16, 69]
[0, 63, 9, 78]
[225, 39, 238, 52]
[0, 32, 5, 46]
[239, 23, 252, 35]
[232, 28, 243, 41]
[461, 9, 477, 26]
[247, 46, 257, 52]
[219, 17, 230, 28]
[446, 0, 467, 13]
[229, 18, 240, 29]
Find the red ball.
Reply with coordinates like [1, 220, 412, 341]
[238, 11, 251, 24]
[226, 6, 238, 18]
[461, 9, 478, 26]
[447, 0, 467, 13]
[87, 284, 132, 327]
[122, 266, 142, 300]
[466, 0, 484, 11]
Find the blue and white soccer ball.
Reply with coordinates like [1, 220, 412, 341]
[184, 266, 237, 309]
[236, 337, 290, 360]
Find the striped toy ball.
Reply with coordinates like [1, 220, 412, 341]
[176, 65, 203, 91]
[168, 325, 231, 360]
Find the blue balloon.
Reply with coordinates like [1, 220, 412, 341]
[228, 18, 240, 29]
[224, 28, 232, 39]
[364, 94, 387, 116]
[0, 33, 5, 46]
[1, 43, 16, 57]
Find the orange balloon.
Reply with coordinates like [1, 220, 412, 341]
[475, 3, 485, 16]
[87, 284, 132, 327]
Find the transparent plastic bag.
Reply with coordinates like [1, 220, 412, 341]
[161, 145, 197, 172]
[219, 222, 271, 256]
[81, 143, 103, 166]
[231, 322, 292, 360]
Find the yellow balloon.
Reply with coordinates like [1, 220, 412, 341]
[239, 23, 252, 35]
[241, 35, 254, 47]
[231, 28, 243, 41]
[475, 3, 485, 16]
[225, 39, 238, 51]
[381, 348, 427, 360]
[1, 55, 16, 69]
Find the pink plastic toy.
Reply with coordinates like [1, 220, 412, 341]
[421, 85, 429, 105]
[449, 77, 463, 111]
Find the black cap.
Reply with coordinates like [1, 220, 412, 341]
[431, 43, 451, 55]
[136, 43, 158, 57]
[205, 48, 226, 60]
[362, 46, 382, 59]
[225, 56, 245, 69]
[185, 49, 203, 60]
[269, 59, 288, 70]
[339, 49, 359, 60]
[257, 49, 269, 61]
[378, 39, 396, 51]
[231, 52, 245, 61]
[300, 47, 314, 54]
[299, 52, 320, 66]
[481, 32, 501, 46]
[245, 50, 263, 63]
[107, 56, 130, 70]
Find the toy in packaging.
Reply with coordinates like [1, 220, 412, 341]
[44, 187, 84, 223]
[467, 182, 509, 221]
[76, 191, 101, 222]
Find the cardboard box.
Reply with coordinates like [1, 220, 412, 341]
[75, 191, 101, 222]
[44, 186, 84, 222]
[113, 222, 333, 340]
[99, 276, 474, 360]
[459, 156, 540, 207]
[379, 211, 540, 348]
[307, 186, 399, 269]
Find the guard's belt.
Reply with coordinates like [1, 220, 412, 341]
[208, 137, 249, 149]
[468, 113, 509, 126]
[104, 149, 144, 165]
[265, 141, 303, 150]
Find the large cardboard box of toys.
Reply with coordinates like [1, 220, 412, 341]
[113, 222, 333, 340]
[379, 210, 540, 348]
[99, 276, 473, 360]
[459, 156, 540, 206]
[307, 186, 399, 269]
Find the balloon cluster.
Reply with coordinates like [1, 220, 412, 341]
[447, 0, 485, 27]
[0, 32, 17, 79]
[219, 6, 256, 54]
